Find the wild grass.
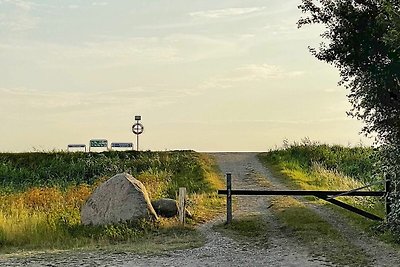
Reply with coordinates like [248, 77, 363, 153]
[258, 142, 394, 243]
[271, 196, 371, 266]
[258, 143, 385, 218]
[0, 151, 224, 253]
[213, 214, 269, 246]
[0, 151, 220, 193]
[264, 140, 377, 184]
[186, 154, 225, 223]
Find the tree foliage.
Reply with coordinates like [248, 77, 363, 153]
[298, 0, 400, 140]
[297, 0, 400, 229]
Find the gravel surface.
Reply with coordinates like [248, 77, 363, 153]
[1, 152, 399, 266]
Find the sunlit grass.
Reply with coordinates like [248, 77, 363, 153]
[0, 185, 91, 250]
[280, 162, 363, 191]
[259, 154, 385, 216]
[0, 151, 225, 253]
[257, 143, 393, 243]
[213, 213, 269, 246]
[271, 196, 371, 266]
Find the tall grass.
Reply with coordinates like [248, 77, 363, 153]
[263, 141, 377, 184]
[270, 196, 371, 266]
[0, 151, 218, 193]
[0, 151, 224, 252]
[0, 185, 92, 249]
[258, 142, 384, 218]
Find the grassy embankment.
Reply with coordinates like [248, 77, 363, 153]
[0, 151, 224, 253]
[252, 142, 394, 265]
[258, 142, 385, 227]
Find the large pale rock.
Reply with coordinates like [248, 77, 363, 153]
[81, 173, 158, 225]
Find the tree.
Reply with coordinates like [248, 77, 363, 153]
[297, 0, 400, 231]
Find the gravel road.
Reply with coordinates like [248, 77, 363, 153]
[1, 152, 399, 266]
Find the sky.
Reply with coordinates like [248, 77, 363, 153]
[0, 0, 373, 152]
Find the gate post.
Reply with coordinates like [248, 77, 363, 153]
[385, 174, 392, 220]
[226, 173, 232, 224]
[179, 187, 187, 225]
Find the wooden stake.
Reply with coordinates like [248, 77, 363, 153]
[179, 187, 186, 225]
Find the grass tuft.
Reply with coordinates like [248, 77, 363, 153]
[214, 214, 269, 246]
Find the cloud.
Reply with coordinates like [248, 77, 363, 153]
[0, 86, 184, 113]
[68, 4, 79, 9]
[92, 2, 108, 6]
[155, 118, 353, 128]
[0, 0, 32, 10]
[235, 64, 287, 80]
[199, 64, 305, 90]
[15, 0, 32, 10]
[0, 34, 243, 69]
[0, 0, 38, 32]
[189, 7, 266, 19]
[233, 64, 304, 81]
[0, 13, 38, 32]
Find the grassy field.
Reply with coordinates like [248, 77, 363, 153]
[242, 142, 395, 264]
[270, 196, 371, 266]
[257, 142, 394, 241]
[262, 141, 376, 183]
[0, 151, 224, 253]
[258, 142, 384, 216]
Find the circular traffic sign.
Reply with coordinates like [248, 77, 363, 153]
[132, 123, 144, 135]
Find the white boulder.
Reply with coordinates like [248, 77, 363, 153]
[81, 173, 158, 225]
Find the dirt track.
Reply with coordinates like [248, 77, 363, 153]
[1, 152, 400, 266]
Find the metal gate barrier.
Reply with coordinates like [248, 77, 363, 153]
[218, 173, 391, 224]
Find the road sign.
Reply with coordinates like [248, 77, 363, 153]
[67, 144, 87, 152]
[133, 115, 143, 151]
[111, 142, 133, 148]
[68, 144, 86, 148]
[90, 139, 108, 148]
[132, 123, 144, 135]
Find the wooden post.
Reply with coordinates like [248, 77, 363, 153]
[385, 175, 392, 220]
[226, 173, 232, 224]
[179, 187, 186, 225]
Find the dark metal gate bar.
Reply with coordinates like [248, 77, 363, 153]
[217, 189, 385, 197]
[218, 173, 390, 224]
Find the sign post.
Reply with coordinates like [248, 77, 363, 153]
[89, 139, 108, 152]
[111, 142, 134, 150]
[132, 115, 144, 151]
[67, 144, 86, 152]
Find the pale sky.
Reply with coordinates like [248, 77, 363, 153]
[0, 0, 372, 152]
